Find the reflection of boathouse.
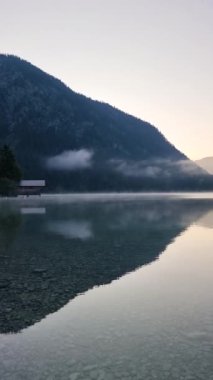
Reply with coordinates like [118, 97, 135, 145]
[19, 180, 46, 195]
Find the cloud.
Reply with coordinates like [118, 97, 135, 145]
[46, 149, 93, 171]
[113, 160, 162, 178]
[177, 160, 204, 176]
[111, 158, 204, 178]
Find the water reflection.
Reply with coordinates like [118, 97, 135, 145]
[47, 220, 93, 240]
[21, 207, 46, 215]
[196, 210, 213, 229]
[0, 196, 213, 333]
[0, 209, 22, 252]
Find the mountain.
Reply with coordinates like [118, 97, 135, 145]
[0, 54, 212, 191]
[196, 157, 213, 175]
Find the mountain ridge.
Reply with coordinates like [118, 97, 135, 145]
[0, 54, 212, 191]
[196, 157, 213, 175]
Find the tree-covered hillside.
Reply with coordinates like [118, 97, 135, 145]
[0, 54, 212, 191]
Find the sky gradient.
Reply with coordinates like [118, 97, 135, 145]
[0, 0, 213, 159]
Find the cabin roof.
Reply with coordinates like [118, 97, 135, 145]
[20, 180, 45, 187]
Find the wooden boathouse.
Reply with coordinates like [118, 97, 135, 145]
[18, 180, 46, 195]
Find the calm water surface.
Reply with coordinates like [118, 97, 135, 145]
[0, 193, 213, 379]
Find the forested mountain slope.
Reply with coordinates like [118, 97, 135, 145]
[0, 54, 211, 191]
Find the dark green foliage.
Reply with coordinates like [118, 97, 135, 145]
[0, 145, 21, 195]
[0, 178, 17, 196]
[0, 145, 21, 181]
[0, 54, 212, 191]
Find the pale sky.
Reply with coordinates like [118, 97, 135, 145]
[0, 0, 213, 160]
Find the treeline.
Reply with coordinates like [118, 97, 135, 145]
[0, 145, 21, 196]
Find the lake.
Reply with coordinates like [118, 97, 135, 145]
[0, 193, 213, 379]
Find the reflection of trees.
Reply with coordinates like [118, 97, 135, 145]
[1, 198, 213, 334]
[0, 210, 21, 253]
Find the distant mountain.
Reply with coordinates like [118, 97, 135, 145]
[0, 54, 212, 191]
[196, 157, 213, 175]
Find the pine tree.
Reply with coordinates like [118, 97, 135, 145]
[0, 145, 21, 195]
